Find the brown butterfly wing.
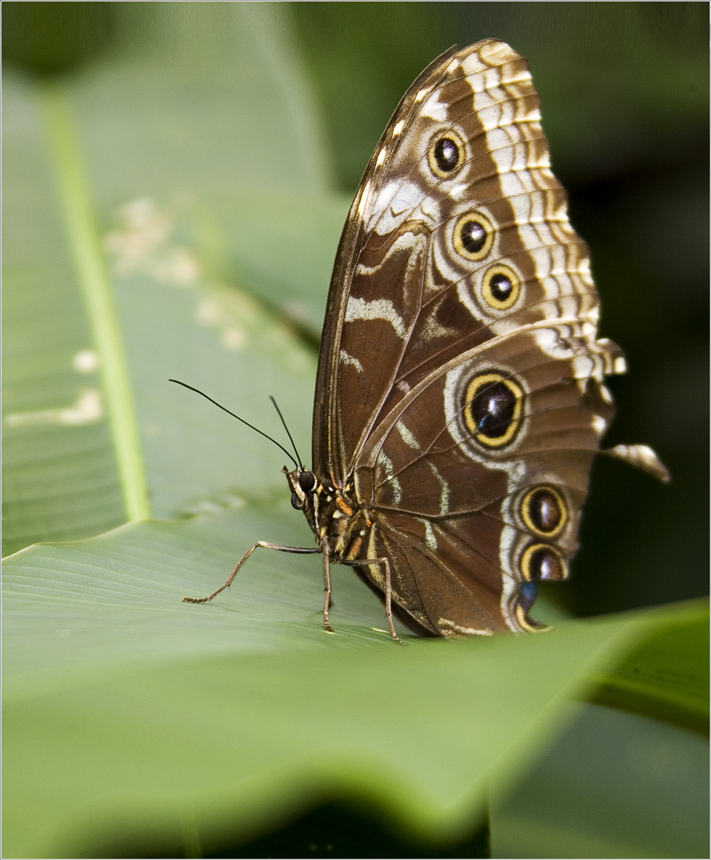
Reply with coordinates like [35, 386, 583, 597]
[355, 337, 616, 634]
[312, 40, 627, 635]
[312, 45, 460, 482]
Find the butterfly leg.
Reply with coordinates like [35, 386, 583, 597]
[339, 556, 401, 642]
[321, 542, 335, 634]
[183, 542, 319, 604]
[380, 557, 401, 643]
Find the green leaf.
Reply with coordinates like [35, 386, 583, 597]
[4, 521, 705, 857]
[591, 604, 709, 733]
[2, 4, 339, 555]
[491, 701, 709, 859]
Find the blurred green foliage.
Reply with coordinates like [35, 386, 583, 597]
[3, 1, 117, 75]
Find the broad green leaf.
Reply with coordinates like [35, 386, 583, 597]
[591, 605, 709, 733]
[491, 702, 709, 859]
[489, 607, 709, 857]
[3, 71, 127, 552]
[2, 4, 339, 556]
[3, 518, 707, 857]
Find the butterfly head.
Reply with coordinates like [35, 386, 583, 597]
[284, 466, 317, 511]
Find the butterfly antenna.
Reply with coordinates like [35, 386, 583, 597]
[169, 379, 298, 469]
[269, 395, 304, 468]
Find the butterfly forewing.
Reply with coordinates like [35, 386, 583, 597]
[316, 41, 604, 470]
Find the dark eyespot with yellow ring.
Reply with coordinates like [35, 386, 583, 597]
[428, 131, 465, 178]
[520, 542, 568, 582]
[453, 211, 494, 261]
[482, 264, 521, 310]
[521, 485, 567, 538]
[463, 372, 524, 448]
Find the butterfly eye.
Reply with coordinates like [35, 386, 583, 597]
[463, 372, 524, 447]
[428, 131, 465, 177]
[521, 486, 567, 538]
[520, 543, 568, 581]
[298, 471, 316, 493]
[453, 211, 494, 260]
[482, 264, 521, 310]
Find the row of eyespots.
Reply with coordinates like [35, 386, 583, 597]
[428, 133, 522, 312]
[428, 133, 566, 635]
[520, 484, 568, 582]
[514, 484, 569, 629]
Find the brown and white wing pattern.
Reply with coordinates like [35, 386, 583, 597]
[309, 40, 665, 637]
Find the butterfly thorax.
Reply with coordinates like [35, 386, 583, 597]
[284, 467, 371, 560]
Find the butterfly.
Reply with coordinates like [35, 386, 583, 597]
[183, 39, 668, 640]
